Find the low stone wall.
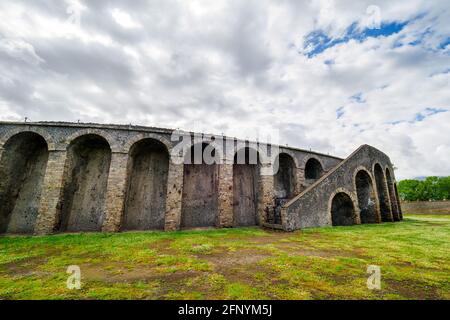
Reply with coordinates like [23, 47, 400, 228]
[401, 201, 450, 215]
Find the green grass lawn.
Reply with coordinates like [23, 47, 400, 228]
[0, 214, 449, 300]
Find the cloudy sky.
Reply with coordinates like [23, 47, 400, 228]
[0, 0, 449, 179]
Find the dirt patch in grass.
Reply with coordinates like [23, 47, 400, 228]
[197, 248, 274, 285]
[275, 242, 366, 258]
[383, 279, 441, 300]
[150, 239, 178, 255]
[1, 256, 50, 277]
[82, 262, 203, 284]
[0, 248, 63, 277]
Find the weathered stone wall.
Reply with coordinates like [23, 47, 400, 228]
[233, 163, 259, 226]
[401, 201, 450, 215]
[181, 162, 219, 228]
[0, 132, 49, 234]
[0, 121, 398, 235]
[283, 145, 400, 231]
[121, 140, 169, 231]
[355, 170, 379, 224]
[57, 134, 112, 232]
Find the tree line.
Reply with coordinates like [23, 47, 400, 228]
[398, 177, 450, 201]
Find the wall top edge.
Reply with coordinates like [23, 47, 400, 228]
[0, 121, 344, 161]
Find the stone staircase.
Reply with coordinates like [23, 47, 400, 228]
[264, 145, 398, 231]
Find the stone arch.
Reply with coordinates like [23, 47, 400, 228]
[354, 167, 380, 224]
[123, 133, 172, 155]
[57, 134, 112, 232]
[394, 183, 403, 220]
[0, 132, 49, 234]
[121, 138, 169, 231]
[304, 156, 324, 181]
[64, 129, 119, 153]
[233, 147, 261, 227]
[181, 142, 219, 229]
[0, 128, 56, 150]
[373, 162, 393, 222]
[385, 167, 400, 221]
[274, 153, 296, 199]
[328, 188, 359, 226]
[278, 149, 300, 168]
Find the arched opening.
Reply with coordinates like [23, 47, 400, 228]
[374, 164, 392, 222]
[233, 147, 259, 226]
[0, 132, 49, 234]
[394, 183, 403, 220]
[305, 158, 324, 181]
[57, 134, 112, 232]
[331, 192, 356, 226]
[274, 153, 296, 199]
[355, 170, 379, 223]
[385, 168, 400, 221]
[121, 139, 169, 231]
[181, 143, 219, 229]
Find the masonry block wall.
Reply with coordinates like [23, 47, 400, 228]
[283, 145, 401, 231]
[0, 122, 401, 235]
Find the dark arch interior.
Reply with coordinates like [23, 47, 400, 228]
[122, 139, 169, 231]
[233, 148, 259, 227]
[274, 153, 296, 199]
[355, 170, 378, 223]
[385, 168, 400, 221]
[57, 134, 112, 232]
[0, 132, 49, 234]
[305, 158, 324, 180]
[374, 164, 392, 222]
[394, 183, 403, 220]
[181, 143, 218, 229]
[331, 192, 356, 226]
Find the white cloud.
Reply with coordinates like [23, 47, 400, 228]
[111, 8, 142, 29]
[0, 0, 449, 180]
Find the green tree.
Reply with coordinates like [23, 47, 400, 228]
[398, 179, 421, 201]
[398, 176, 450, 201]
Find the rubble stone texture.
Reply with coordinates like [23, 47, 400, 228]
[0, 122, 402, 235]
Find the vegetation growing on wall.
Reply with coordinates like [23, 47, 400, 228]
[398, 177, 450, 201]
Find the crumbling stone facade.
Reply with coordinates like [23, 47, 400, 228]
[0, 121, 402, 235]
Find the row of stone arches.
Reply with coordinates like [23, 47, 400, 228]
[0, 130, 328, 234]
[330, 163, 402, 227]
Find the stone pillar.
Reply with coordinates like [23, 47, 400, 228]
[295, 167, 304, 194]
[164, 157, 184, 231]
[258, 164, 275, 225]
[102, 152, 129, 233]
[35, 150, 67, 235]
[218, 163, 233, 228]
[383, 177, 394, 222]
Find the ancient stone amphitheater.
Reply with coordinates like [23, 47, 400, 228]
[0, 121, 402, 235]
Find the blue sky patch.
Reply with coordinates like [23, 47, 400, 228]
[350, 92, 366, 104]
[438, 37, 450, 50]
[387, 108, 447, 125]
[413, 108, 448, 122]
[303, 20, 410, 58]
[336, 106, 345, 119]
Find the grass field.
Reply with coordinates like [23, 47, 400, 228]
[0, 214, 449, 300]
